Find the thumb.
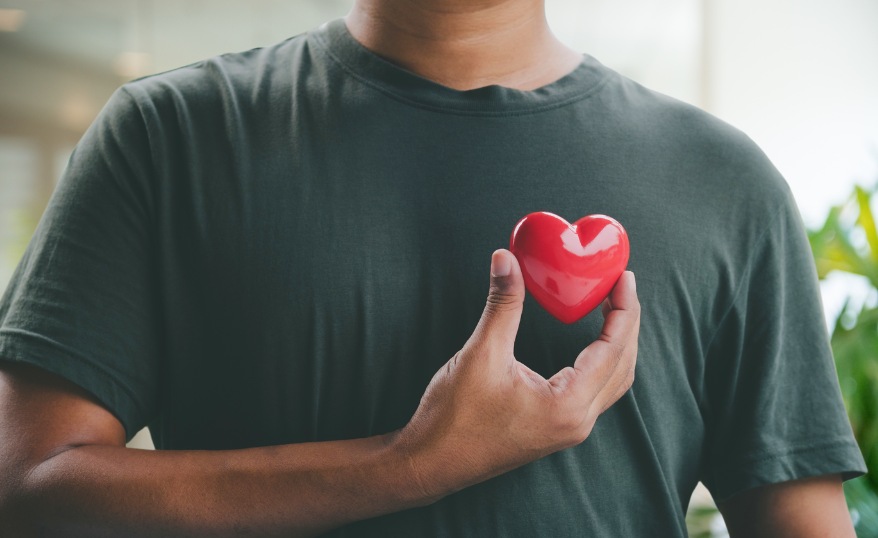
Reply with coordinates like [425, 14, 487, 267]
[470, 249, 526, 354]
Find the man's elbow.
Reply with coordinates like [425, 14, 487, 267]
[0, 459, 43, 537]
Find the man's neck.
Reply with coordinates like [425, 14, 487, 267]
[344, 0, 584, 91]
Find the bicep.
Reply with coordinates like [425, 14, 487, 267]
[719, 473, 855, 538]
[0, 361, 125, 472]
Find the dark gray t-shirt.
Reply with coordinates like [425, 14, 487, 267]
[0, 18, 866, 537]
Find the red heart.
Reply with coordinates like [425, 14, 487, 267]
[509, 212, 630, 324]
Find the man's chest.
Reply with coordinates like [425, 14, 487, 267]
[150, 124, 713, 452]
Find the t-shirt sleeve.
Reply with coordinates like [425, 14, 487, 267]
[700, 187, 867, 502]
[0, 87, 160, 441]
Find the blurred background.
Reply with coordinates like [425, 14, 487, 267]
[1, 0, 877, 535]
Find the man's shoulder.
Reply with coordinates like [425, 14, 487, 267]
[117, 31, 316, 118]
[596, 68, 793, 215]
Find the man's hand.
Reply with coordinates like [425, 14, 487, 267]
[389, 249, 640, 501]
[0, 249, 639, 537]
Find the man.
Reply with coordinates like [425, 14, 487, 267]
[0, 0, 865, 536]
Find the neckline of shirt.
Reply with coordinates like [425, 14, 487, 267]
[310, 18, 614, 117]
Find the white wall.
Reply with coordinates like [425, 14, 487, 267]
[547, 0, 702, 107]
[710, 0, 878, 227]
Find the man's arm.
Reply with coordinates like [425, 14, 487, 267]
[719, 473, 857, 537]
[0, 361, 423, 538]
[0, 251, 640, 537]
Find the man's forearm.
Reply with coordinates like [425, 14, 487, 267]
[2, 260, 641, 537]
[7, 432, 426, 538]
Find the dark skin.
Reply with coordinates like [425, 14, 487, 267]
[720, 474, 855, 537]
[0, 0, 859, 534]
[0, 251, 642, 536]
[344, 0, 584, 90]
[0, 255, 857, 536]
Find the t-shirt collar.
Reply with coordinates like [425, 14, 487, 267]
[310, 18, 613, 115]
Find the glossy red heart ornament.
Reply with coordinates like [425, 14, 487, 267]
[510, 212, 629, 324]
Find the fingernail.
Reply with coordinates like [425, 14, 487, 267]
[628, 271, 636, 292]
[491, 250, 511, 277]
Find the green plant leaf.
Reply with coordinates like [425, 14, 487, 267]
[809, 183, 878, 526]
[856, 186, 878, 264]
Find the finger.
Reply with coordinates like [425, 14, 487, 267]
[550, 272, 639, 400]
[601, 297, 611, 318]
[607, 271, 637, 312]
[587, 272, 639, 363]
[588, 273, 640, 410]
[467, 249, 526, 361]
[596, 312, 639, 414]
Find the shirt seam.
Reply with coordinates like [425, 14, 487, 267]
[0, 328, 150, 425]
[697, 201, 789, 412]
[310, 31, 615, 118]
[707, 437, 865, 500]
[735, 437, 861, 466]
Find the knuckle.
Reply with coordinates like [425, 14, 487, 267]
[551, 366, 577, 390]
[485, 290, 522, 313]
[487, 286, 520, 305]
